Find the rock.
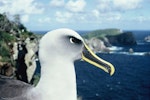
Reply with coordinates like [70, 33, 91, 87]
[15, 42, 28, 83]
[129, 48, 134, 53]
[0, 62, 15, 77]
[100, 37, 112, 47]
[144, 35, 150, 42]
[144, 52, 150, 56]
[25, 37, 38, 83]
[12, 42, 18, 60]
[85, 38, 110, 53]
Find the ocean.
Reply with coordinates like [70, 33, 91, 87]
[75, 30, 150, 100]
[35, 30, 150, 100]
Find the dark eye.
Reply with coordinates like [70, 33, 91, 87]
[69, 36, 82, 44]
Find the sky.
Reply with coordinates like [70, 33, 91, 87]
[0, 0, 150, 31]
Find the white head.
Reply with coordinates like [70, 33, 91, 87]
[39, 28, 84, 64]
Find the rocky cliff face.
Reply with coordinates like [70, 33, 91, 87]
[106, 32, 137, 45]
[85, 38, 110, 53]
[84, 31, 137, 52]
[0, 13, 38, 83]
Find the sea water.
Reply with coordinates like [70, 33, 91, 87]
[75, 30, 150, 100]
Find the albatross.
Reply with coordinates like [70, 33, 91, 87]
[0, 28, 115, 100]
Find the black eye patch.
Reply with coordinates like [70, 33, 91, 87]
[68, 36, 82, 44]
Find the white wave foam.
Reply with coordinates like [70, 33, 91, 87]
[137, 42, 146, 45]
[112, 52, 147, 56]
[108, 46, 123, 51]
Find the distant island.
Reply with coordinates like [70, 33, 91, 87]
[82, 29, 137, 52]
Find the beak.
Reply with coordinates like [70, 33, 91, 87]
[82, 42, 115, 76]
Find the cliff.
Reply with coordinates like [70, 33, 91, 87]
[106, 32, 137, 45]
[83, 29, 137, 52]
[0, 13, 38, 83]
[85, 38, 110, 53]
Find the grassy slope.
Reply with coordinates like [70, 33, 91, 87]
[82, 29, 122, 39]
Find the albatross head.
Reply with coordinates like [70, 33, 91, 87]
[39, 28, 84, 63]
[39, 28, 115, 75]
[37, 28, 115, 100]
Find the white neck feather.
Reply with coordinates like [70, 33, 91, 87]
[30, 59, 77, 100]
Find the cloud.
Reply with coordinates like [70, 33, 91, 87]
[91, 0, 143, 23]
[105, 13, 122, 21]
[49, 0, 87, 24]
[55, 11, 73, 23]
[49, 0, 65, 7]
[49, 0, 143, 25]
[21, 15, 29, 23]
[49, 0, 87, 13]
[113, 0, 142, 11]
[96, 0, 142, 13]
[0, 0, 44, 15]
[1, 0, 147, 30]
[92, 9, 100, 19]
[38, 17, 51, 23]
[134, 15, 150, 23]
[96, 0, 113, 13]
[65, 0, 86, 12]
[91, 9, 122, 23]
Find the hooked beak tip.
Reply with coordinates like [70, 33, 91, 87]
[82, 42, 115, 76]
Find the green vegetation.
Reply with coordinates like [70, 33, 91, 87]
[0, 32, 15, 62]
[0, 13, 39, 84]
[32, 74, 40, 86]
[82, 29, 122, 39]
[0, 31, 16, 42]
[0, 13, 35, 63]
[0, 42, 10, 61]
